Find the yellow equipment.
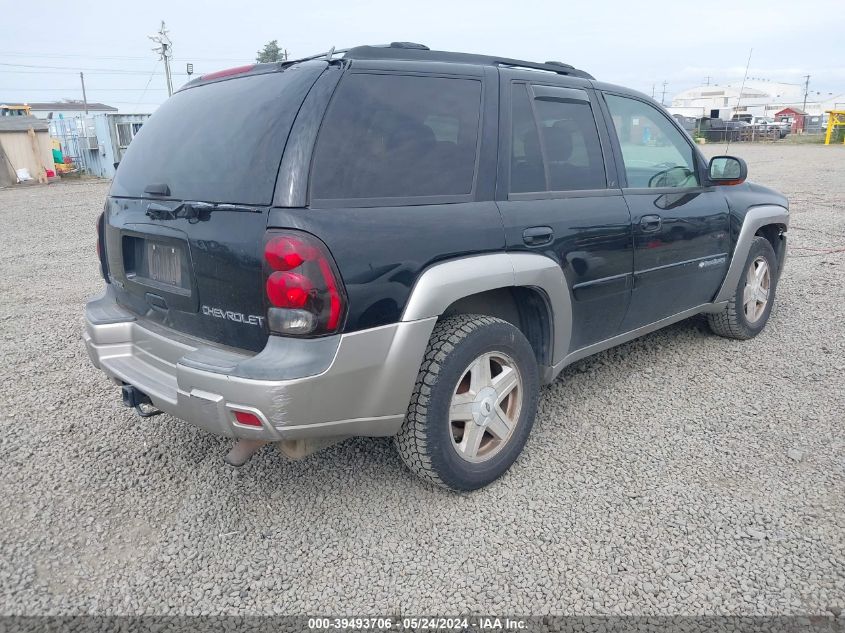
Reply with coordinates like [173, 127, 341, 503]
[0, 104, 32, 117]
[825, 110, 845, 145]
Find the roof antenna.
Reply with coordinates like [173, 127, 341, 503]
[726, 48, 753, 154]
[325, 46, 335, 61]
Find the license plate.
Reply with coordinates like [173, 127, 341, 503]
[146, 242, 182, 287]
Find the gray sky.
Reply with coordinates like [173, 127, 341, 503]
[2, 0, 843, 113]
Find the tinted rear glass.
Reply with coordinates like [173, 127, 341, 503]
[111, 67, 321, 205]
[311, 73, 482, 200]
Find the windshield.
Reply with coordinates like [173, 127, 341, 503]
[111, 65, 323, 205]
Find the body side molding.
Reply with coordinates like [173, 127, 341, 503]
[400, 253, 573, 367]
[713, 204, 789, 304]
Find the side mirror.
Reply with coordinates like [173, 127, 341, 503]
[708, 155, 747, 185]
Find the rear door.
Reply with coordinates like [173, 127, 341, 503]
[599, 92, 730, 330]
[279, 62, 505, 333]
[496, 70, 633, 352]
[103, 61, 329, 352]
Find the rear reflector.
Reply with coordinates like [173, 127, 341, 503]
[200, 64, 256, 81]
[233, 411, 263, 428]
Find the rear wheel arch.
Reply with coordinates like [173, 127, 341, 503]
[442, 286, 553, 368]
[400, 253, 573, 373]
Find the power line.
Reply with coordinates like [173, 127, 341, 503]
[0, 50, 249, 62]
[0, 70, 187, 77]
[0, 62, 187, 76]
[134, 64, 161, 111]
[1, 87, 170, 91]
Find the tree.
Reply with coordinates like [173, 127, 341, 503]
[256, 40, 286, 63]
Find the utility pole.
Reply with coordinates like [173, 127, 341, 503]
[802, 74, 811, 112]
[79, 72, 88, 114]
[704, 76, 712, 86]
[660, 80, 668, 106]
[149, 21, 174, 97]
[651, 83, 655, 99]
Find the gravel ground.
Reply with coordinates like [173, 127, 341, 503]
[0, 144, 843, 617]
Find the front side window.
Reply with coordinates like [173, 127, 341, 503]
[311, 73, 482, 200]
[604, 94, 699, 189]
[509, 84, 606, 193]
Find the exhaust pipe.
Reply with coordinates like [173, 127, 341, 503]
[224, 439, 270, 467]
[275, 437, 343, 460]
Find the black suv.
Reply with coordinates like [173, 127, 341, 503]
[85, 43, 789, 490]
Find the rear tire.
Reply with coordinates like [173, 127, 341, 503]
[708, 236, 778, 340]
[394, 314, 539, 491]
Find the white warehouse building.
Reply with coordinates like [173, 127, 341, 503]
[669, 81, 845, 121]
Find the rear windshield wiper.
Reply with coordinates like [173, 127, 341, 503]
[145, 201, 261, 222]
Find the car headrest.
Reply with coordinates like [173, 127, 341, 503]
[543, 121, 574, 162]
[521, 129, 542, 163]
[386, 119, 436, 154]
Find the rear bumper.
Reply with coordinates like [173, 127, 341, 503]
[83, 288, 435, 440]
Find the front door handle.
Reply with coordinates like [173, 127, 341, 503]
[640, 214, 662, 233]
[522, 226, 554, 246]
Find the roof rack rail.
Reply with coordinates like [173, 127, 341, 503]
[544, 60, 575, 69]
[342, 45, 594, 80]
[281, 47, 352, 65]
[389, 41, 430, 50]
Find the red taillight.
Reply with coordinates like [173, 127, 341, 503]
[318, 258, 343, 330]
[200, 64, 256, 81]
[263, 231, 346, 336]
[264, 236, 312, 271]
[266, 272, 312, 308]
[96, 211, 108, 281]
[233, 411, 263, 428]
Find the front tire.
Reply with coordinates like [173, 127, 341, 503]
[395, 314, 539, 491]
[708, 236, 779, 340]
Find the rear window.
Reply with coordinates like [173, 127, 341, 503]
[310, 73, 482, 201]
[111, 68, 321, 205]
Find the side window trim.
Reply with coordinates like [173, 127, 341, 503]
[598, 90, 707, 193]
[594, 90, 629, 189]
[530, 85, 590, 103]
[308, 69, 486, 209]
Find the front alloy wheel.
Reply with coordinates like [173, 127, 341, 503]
[743, 256, 771, 324]
[707, 235, 779, 340]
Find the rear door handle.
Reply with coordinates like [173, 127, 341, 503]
[640, 214, 662, 232]
[522, 226, 554, 246]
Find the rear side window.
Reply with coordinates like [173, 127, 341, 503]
[509, 84, 606, 193]
[311, 73, 482, 201]
[111, 68, 321, 205]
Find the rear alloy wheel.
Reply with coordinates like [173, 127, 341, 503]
[708, 235, 779, 340]
[395, 314, 539, 491]
[449, 351, 523, 463]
